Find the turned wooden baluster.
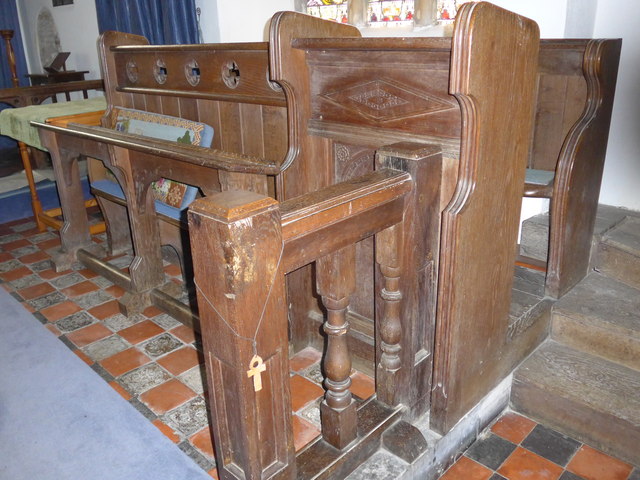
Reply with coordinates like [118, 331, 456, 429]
[376, 222, 404, 406]
[316, 245, 358, 449]
[1, 30, 19, 87]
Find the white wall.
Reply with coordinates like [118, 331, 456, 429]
[17, 0, 101, 80]
[203, 0, 295, 43]
[592, 0, 640, 211]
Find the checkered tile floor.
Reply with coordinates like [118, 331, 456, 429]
[439, 412, 640, 480]
[0, 216, 378, 478]
[2, 216, 636, 480]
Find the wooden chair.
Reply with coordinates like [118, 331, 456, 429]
[518, 39, 621, 298]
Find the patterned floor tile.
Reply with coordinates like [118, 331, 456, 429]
[140, 332, 183, 358]
[164, 396, 210, 437]
[118, 363, 171, 395]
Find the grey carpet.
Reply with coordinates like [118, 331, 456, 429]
[0, 287, 211, 480]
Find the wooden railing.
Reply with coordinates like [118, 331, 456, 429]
[188, 145, 443, 479]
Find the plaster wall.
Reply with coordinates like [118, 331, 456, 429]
[592, 0, 640, 210]
[16, 0, 101, 80]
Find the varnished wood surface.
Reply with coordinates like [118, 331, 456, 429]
[430, 2, 540, 434]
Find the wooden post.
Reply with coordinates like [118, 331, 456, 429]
[316, 245, 358, 449]
[188, 190, 295, 480]
[375, 142, 442, 419]
[1, 30, 19, 87]
[38, 129, 93, 270]
[375, 222, 403, 406]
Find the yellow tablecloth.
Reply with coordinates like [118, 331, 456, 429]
[0, 97, 106, 151]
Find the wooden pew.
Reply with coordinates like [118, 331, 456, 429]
[189, 3, 540, 478]
[33, 22, 357, 323]
[519, 39, 621, 298]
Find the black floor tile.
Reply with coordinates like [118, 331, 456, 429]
[559, 471, 585, 480]
[629, 468, 640, 480]
[489, 474, 508, 480]
[521, 424, 582, 467]
[465, 432, 517, 470]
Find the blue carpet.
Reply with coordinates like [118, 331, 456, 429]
[0, 288, 211, 480]
[0, 176, 93, 224]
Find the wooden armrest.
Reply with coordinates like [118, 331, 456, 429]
[32, 121, 281, 175]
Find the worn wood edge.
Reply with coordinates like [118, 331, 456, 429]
[292, 36, 452, 51]
[111, 42, 270, 52]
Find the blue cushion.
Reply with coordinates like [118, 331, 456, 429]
[92, 108, 214, 217]
[92, 179, 184, 221]
[525, 168, 555, 186]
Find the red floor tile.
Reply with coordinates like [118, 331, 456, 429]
[2, 239, 31, 250]
[35, 238, 61, 250]
[289, 347, 322, 372]
[78, 268, 100, 279]
[19, 250, 49, 264]
[44, 323, 61, 336]
[0, 266, 32, 282]
[0, 252, 13, 262]
[292, 415, 321, 452]
[119, 320, 164, 344]
[139, 379, 197, 414]
[100, 347, 152, 377]
[350, 371, 375, 400]
[142, 305, 163, 318]
[441, 456, 493, 480]
[110, 381, 133, 401]
[73, 349, 94, 366]
[66, 323, 112, 348]
[498, 447, 563, 480]
[290, 375, 324, 412]
[105, 284, 126, 299]
[171, 324, 197, 344]
[17, 282, 54, 300]
[40, 300, 82, 322]
[163, 263, 182, 277]
[190, 427, 216, 459]
[566, 445, 633, 480]
[39, 268, 72, 280]
[153, 419, 180, 443]
[61, 280, 99, 298]
[156, 346, 202, 375]
[88, 300, 121, 320]
[491, 412, 537, 444]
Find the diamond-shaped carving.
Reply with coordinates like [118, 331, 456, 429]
[322, 80, 454, 121]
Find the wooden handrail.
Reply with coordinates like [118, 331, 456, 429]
[32, 121, 281, 175]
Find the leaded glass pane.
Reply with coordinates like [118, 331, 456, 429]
[306, 0, 349, 23]
[367, 0, 414, 26]
[437, 0, 471, 22]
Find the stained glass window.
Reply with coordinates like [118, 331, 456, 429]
[306, 0, 349, 23]
[436, 0, 471, 22]
[367, 1, 414, 26]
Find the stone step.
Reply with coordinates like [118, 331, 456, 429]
[511, 340, 640, 466]
[519, 212, 549, 262]
[552, 272, 640, 371]
[518, 203, 632, 265]
[595, 215, 640, 290]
